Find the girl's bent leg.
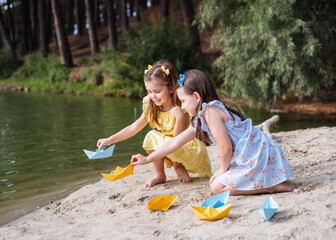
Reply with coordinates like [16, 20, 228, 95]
[209, 179, 228, 195]
[210, 179, 295, 196]
[145, 151, 166, 188]
[172, 161, 191, 183]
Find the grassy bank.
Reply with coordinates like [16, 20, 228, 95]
[0, 51, 143, 97]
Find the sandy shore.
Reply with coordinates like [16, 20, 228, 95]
[1, 126, 336, 239]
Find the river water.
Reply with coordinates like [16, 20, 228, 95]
[0, 90, 335, 224]
[0, 91, 148, 223]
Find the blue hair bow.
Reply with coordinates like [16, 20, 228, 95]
[178, 74, 185, 86]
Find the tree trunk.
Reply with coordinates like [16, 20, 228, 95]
[84, 0, 100, 55]
[256, 115, 280, 139]
[50, 0, 74, 67]
[30, 0, 39, 50]
[38, 0, 49, 57]
[152, 0, 159, 7]
[106, 0, 118, 48]
[75, 0, 85, 35]
[179, 0, 200, 47]
[5, 0, 16, 48]
[0, 7, 16, 58]
[136, 0, 146, 21]
[102, 2, 108, 27]
[20, 0, 31, 55]
[66, 0, 75, 35]
[46, 0, 53, 43]
[119, 0, 128, 35]
[94, 0, 101, 28]
[160, 0, 169, 21]
[129, 0, 134, 17]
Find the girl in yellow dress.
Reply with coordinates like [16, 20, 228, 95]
[97, 60, 211, 188]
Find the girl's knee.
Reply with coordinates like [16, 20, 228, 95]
[209, 180, 225, 195]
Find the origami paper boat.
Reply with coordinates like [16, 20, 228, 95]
[201, 191, 230, 208]
[83, 145, 115, 159]
[101, 164, 134, 182]
[147, 195, 178, 211]
[191, 204, 232, 221]
[258, 196, 279, 221]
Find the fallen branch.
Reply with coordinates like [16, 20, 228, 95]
[256, 115, 280, 139]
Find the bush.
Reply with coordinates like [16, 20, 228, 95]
[82, 66, 104, 87]
[0, 48, 22, 79]
[124, 21, 205, 90]
[101, 50, 144, 96]
[13, 52, 69, 84]
[197, 0, 336, 101]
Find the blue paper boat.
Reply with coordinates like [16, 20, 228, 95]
[83, 145, 115, 159]
[258, 196, 279, 221]
[201, 191, 230, 208]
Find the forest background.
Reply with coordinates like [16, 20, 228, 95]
[0, 0, 335, 110]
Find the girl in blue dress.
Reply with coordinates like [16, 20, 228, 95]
[131, 70, 295, 195]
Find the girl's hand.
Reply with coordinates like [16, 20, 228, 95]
[131, 154, 150, 166]
[97, 138, 110, 149]
[171, 106, 184, 120]
[209, 168, 224, 184]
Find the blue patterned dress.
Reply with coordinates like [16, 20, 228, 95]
[193, 100, 293, 190]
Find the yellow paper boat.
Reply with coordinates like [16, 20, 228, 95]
[148, 195, 178, 211]
[190, 204, 232, 221]
[101, 164, 134, 182]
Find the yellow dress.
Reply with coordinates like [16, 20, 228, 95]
[142, 96, 212, 177]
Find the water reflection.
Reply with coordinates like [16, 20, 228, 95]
[0, 91, 148, 218]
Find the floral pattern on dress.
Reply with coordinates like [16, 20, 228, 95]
[192, 100, 293, 190]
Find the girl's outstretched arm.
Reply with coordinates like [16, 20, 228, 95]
[97, 113, 148, 149]
[203, 106, 233, 183]
[131, 125, 196, 165]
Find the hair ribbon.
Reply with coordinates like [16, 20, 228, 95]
[178, 74, 185, 86]
[161, 65, 170, 76]
[144, 65, 152, 74]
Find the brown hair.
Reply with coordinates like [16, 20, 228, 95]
[179, 69, 246, 146]
[144, 60, 180, 128]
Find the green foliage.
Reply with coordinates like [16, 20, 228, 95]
[78, 49, 142, 96]
[76, 57, 92, 66]
[83, 21, 205, 97]
[0, 48, 22, 79]
[197, 0, 335, 101]
[13, 52, 70, 84]
[124, 21, 204, 84]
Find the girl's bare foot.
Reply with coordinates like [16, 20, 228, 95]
[173, 162, 191, 183]
[270, 181, 295, 193]
[144, 175, 166, 188]
[284, 180, 297, 188]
